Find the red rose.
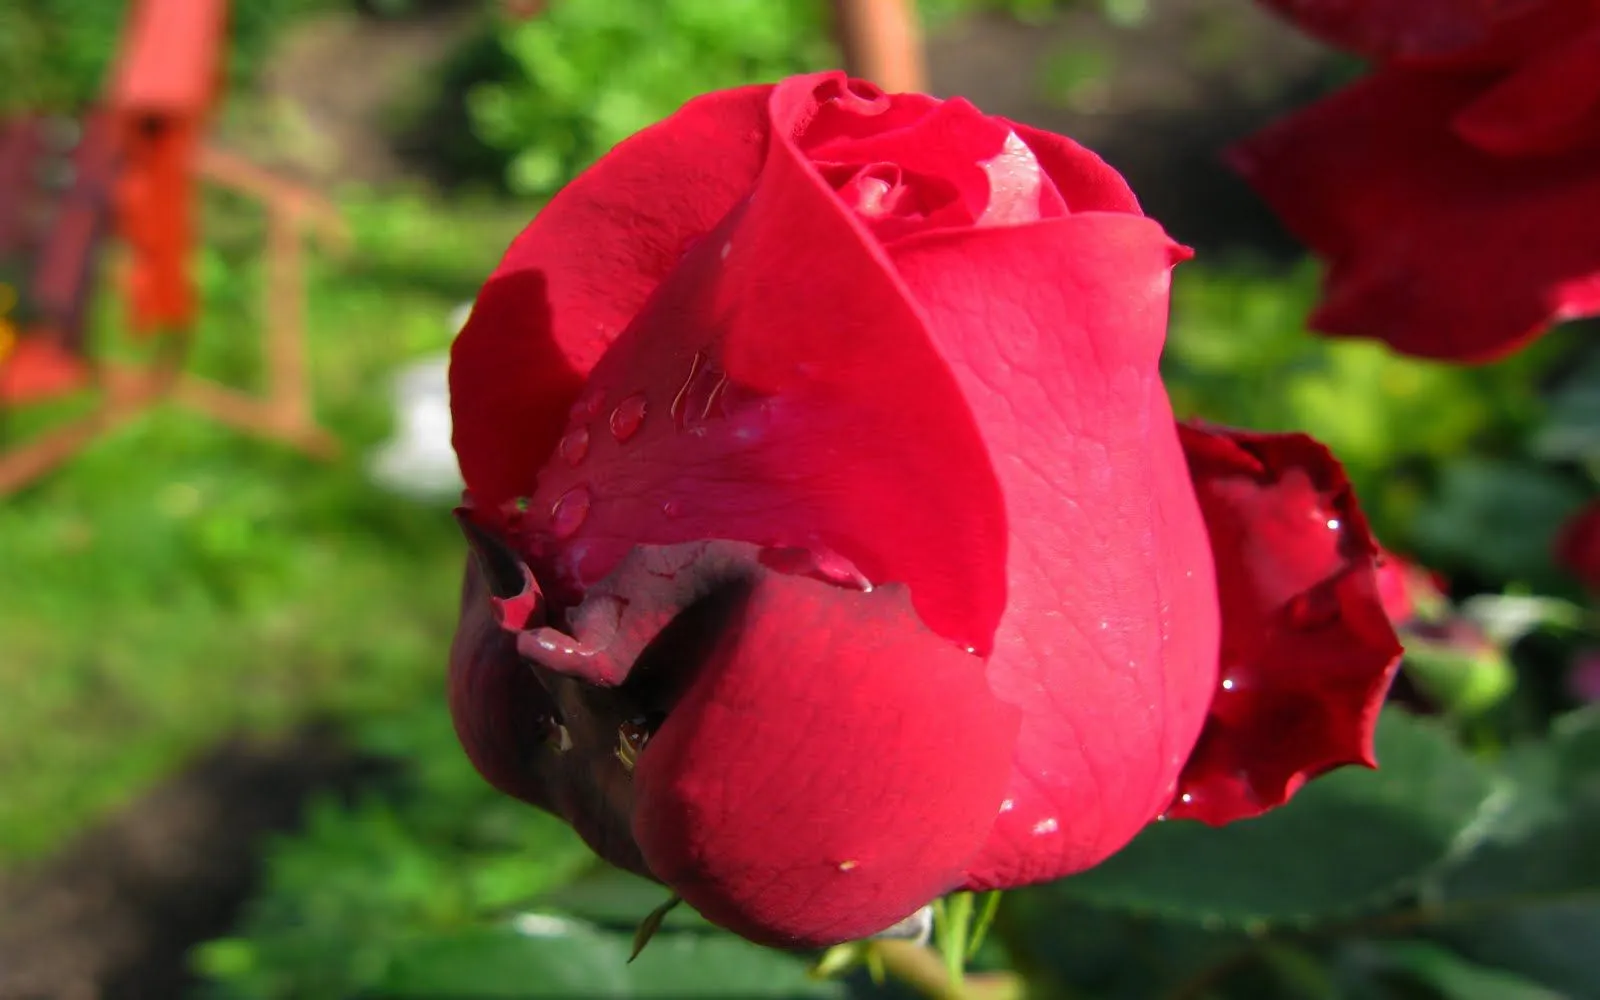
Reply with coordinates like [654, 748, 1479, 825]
[448, 72, 1402, 948]
[1556, 500, 1600, 590]
[1236, 0, 1600, 361]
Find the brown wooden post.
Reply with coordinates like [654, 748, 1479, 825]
[831, 0, 928, 94]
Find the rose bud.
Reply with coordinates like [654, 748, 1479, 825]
[447, 73, 1402, 948]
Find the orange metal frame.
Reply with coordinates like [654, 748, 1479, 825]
[0, 0, 345, 496]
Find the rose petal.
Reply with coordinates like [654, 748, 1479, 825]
[449, 552, 652, 877]
[887, 213, 1218, 889]
[1255, 0, 1574, 66]
[1451, 25, 1600, 156]
[806, 96, 1012, 224]
[632, 571, 1017, 948]
[1555, 500, 1600, 591]
[450, 84, 773, 515]
[518, 72, 1010, 651]
[1231, 67, 1600, 360]
[1005, 120, 1143, 215]
[1165, 424, 1403, 825]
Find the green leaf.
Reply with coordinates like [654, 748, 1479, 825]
[1429, 707, 1600, 904]
[1371, 941, 1565, 1000]
[1056, 712, 1496, 926]
[372, 919, 845, 999]
[1530, 354, 1600, 462]
[629, 894, 683, 962]
[1410, 460, 1587, 589]
[538, 869, 712, 933]
[373, 921, 631, 998]
[1420, 709, 1600, 999]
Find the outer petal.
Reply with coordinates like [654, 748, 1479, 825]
[450, 84, 772, 513]
[518, 73, 1009, 651]
[632, 572, 1017, 949]
[1166, 425, 1403, 825]
[1231, 67, 1600, 361]
[1451, 25, 1600, 156]
[888, 213, 1219, 890]
[1255, 0, 1579, 66]
[448, 548, 651, 877]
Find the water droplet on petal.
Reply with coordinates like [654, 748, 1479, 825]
[837, 859, 858, 872]
[569, 387, 604, 420]
[1031, 817, 1059, 835]
[558, 426, 590, 466]
[1220, 677, 1236, 691]
[670, 352, 706, 427]
[610, 395, 647, 441]
[1326, 518, 1341, 530]
[661, 500, 683, 518]
[1180, 792, 1194, 804]
[549, 486, 591, 539]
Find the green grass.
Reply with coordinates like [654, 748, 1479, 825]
[0, 189, 526, 861]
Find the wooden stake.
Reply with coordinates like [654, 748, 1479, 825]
[832, 0, 928, 94]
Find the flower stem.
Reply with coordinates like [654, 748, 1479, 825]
[871, 940, 1024, 1000]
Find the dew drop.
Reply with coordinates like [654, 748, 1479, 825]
[549, 486, 591, 539]
[609, 394, 648, 441]
[1220, 677, 1236, 691]
[1326, 518, 1341, 530]
[670, 352, 706, 427]
[569, 387, 605, 420]
[1180, 792, 1194, 804]
[661, 500, 683, 518]
[558, 426, 590, 466]
[1031, 817, 1059, 835]
[837, 859, 858, 872]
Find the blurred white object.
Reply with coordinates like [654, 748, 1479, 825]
[367, 303, 473, 500]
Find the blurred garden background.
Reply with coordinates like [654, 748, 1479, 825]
[0, 1, 1597, 997]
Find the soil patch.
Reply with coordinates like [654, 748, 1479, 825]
[0, 727, 388, 1000]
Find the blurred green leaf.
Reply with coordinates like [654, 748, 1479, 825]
[538, 870, 713, 933]
[1418, 710, 1600, 998]
[373, 920, 844, 999]
[1530, 354, 1600, 463]
[1410, 460, 1587, 589]
[1056, 712, 1496, 926]
[1363, 941, 1563, 1000]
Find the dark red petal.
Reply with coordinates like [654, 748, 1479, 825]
[1555, 500, 1600, 591]
[517, 72, 1009, 652]
[1166, 424, 1403, 825]
[1231, 67, 1600, 361]
[631, 573, 1017, 949]
[1254, 0, 1576, 66]
[1451, 25, 1600, 155]
[450, 84, 773, 515]
[448, 555, 653, 877]
[887, 213, 1217, 890]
